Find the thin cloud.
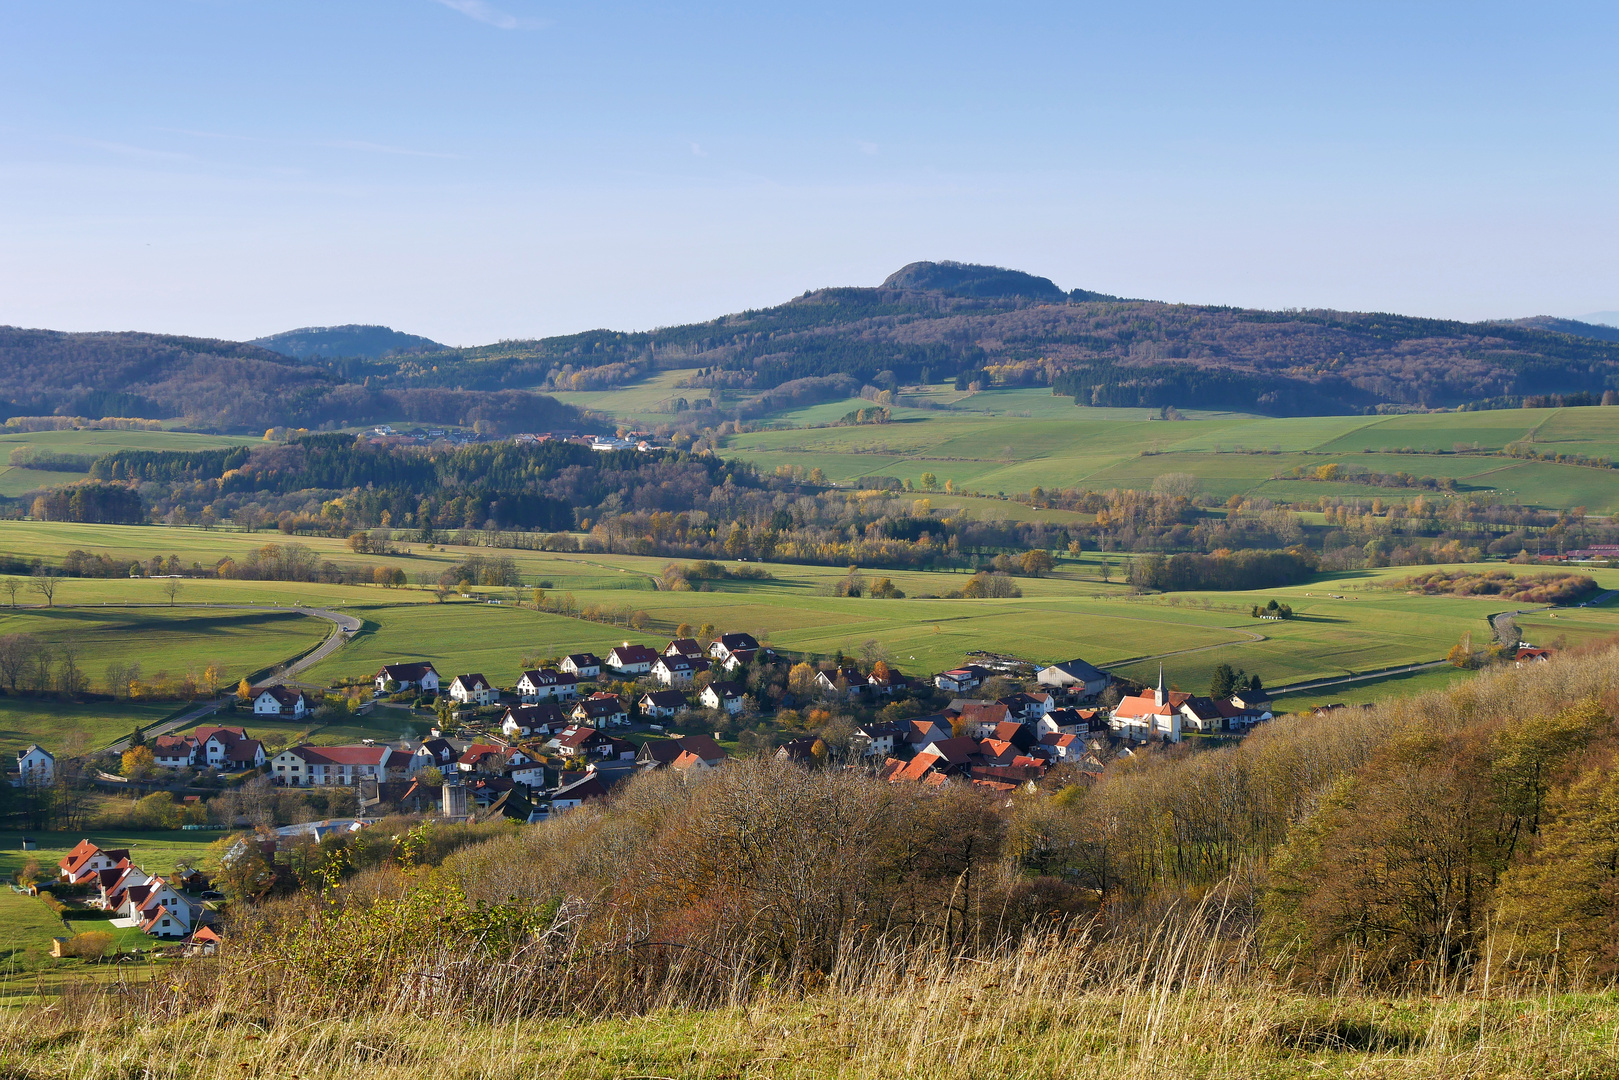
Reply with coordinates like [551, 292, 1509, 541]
[57, 135, 192, 161]
[431, 0, 548, 30]
[324, 139, 459, 160]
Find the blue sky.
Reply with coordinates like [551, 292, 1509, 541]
[1, 1, 1615, 343]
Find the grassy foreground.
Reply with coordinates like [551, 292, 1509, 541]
[2, 963, 1614, 1078]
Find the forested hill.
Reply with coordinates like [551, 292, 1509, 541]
[250, 324, 447, 359]
[314, 261, 1619, 416]
[8, 262, 1619, 425]
[0, 326, 581, 433]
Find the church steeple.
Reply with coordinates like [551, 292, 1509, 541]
[1155, 664, 1165, 707]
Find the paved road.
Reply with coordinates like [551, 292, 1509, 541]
[97, 603, 361, 752]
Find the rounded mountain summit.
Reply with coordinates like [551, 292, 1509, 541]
[879, 261, 1111, 303]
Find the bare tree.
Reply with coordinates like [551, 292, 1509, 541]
[163, 579, 183, 606]
[1, 578, 19, 607]
[30, 571, 56, 607]
[0, 632, 42, 690]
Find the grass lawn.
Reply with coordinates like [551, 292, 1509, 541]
[0, 606, 329, 689]
[0, 698, 179, 754]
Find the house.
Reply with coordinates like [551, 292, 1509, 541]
[917, 736, 983, 774]
[121, 875, 197, 939]
[636, 734, 728, 769]
[1040, 707, 1106, 737]
[1108, 672, 1182, 743]
[607, 643, 659, 675]
[708, 632, 760, 663]
[990, 720, 1040, 753]
[776, 736, 824, 764]
[506, 759, 548, 788]
[270, 744, 395, 786]
[815, 664, 864, 696]
[904, 716, 953, 752]
[998, 692, 1055, 721]
[192, 725, 266, 770]
[549, 772, 609, 813]
[447, 674, 496, 707]
[570, 695, 628, 728]
[717, 649, 759, 673]
[253, 686, 312, 719]
[546, 725, 615, 758]
[700, 681, 745, 715]
[457, 743, 531, 774]
[663, 638, 704, 660]
[651, 654, 709, 686]
[1229, 688, 1272, 712]
[850, 719, 909, 758]
[59, 840, 132, 884]
[16, 745, 54, 787]
[1040, 731, 1086, 763]
[977, 738, 1021, 767]
[374, 662, 440, 694]
[94, 863, 149, 909]
[502, 702, 568, 738]
[408, 737, 459, 774]
[152, 735, 198, 770]
[880, 755, 947, 785]
[1036, 657, 1110, 697]
[638, 689, 690, 719]
[516, 669, 580, 703]
[866, 665, 907, 695]
[934, 665, 989, 693]
[1515, 647, 1553, 666]
[947, 700, 1012, 739]
[1177, 696, 1230, 734]
[560, 653, 602, 678]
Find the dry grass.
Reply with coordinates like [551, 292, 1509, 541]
[4, 902, 1617, 1079]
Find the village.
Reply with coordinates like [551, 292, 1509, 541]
[7, 628, 1293, 948]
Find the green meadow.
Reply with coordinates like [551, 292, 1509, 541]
[720, 402, 1619, 509]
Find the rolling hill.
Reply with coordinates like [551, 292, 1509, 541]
[5, 263, 1619, 428]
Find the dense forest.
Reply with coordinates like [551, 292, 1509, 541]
[8, 262, 1619, 429]
[0, 327, 582, 432]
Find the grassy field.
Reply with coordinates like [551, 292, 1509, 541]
[0, 523, 1616, 721]
[722, 404, 1619, 508]
[0, 606, 329, 687]
[0, 699, 179, 753]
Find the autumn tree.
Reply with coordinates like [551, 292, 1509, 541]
[1019, 549, 1054, 577]
[121, 745, 155, 778]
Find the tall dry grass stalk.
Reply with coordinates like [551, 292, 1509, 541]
[4, 885, 1612, 1079]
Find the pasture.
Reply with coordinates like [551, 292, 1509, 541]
[722, 404, 1619, 509]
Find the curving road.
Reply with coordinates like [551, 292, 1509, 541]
[97, 603, 361, 752]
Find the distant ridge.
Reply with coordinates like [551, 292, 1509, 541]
[251, 324, 446, 360]
[1577, 311, 1619, 329]
[880, 261, 1072, 302]
[1508, 316, 1619, 345]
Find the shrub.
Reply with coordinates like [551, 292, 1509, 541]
[62, 931, 114, 959]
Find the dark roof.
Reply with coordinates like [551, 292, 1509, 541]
[664, 638, 702, 657]
[505, 702, 568, 729]
[1042, 657, 1107, 682]
[706, 680, 744, 699]
[520, 668, 577, 686]
[378, 662, 438, 681]
[574, 698, 625, 718]
[610, 644, 659, 664]
[451, 673, 490, 690]
[717, 632, 759, 651]
[639, 690, 689, 709]
[552, 773, 609, 801]
[565, 653, 602, 667]
[257, 686, 309, 707]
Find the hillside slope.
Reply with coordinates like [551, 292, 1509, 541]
[352, 262, 1619, 416]
[0, 326, 580, 433]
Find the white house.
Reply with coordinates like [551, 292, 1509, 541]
[502, 702, 568, 738]
[934, 665, 988, 693]
[606, 643, 659, 676]
[271, 744, 394, 786]
[549, 772, 608, 812]
[560, 653, 602, 678]
[253, 686, 312, 719]
[570, 695, 628, 728]
[651, 655, 708, 686]
[851, 719, 908, 758]
[700, 681, 745, 715]
[448, 674, 496, 707]
[663, 638, 704, 660]
[408, 738, 459, 774]
[193, 725, 266, 769]
[58, 840, 130, 884]
[515, 669, 579, 702]
[374, 662, 440, 694]
[16, 745, 54, 787]
[707, 632, 759, 664]
[638, 689, 689, 719]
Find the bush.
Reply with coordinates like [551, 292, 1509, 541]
[62, 930, 114, 959]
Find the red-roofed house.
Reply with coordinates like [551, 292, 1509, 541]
[270, 744, 395, 786]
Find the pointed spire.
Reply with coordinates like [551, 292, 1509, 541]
[1155, 664, 1165, 707]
